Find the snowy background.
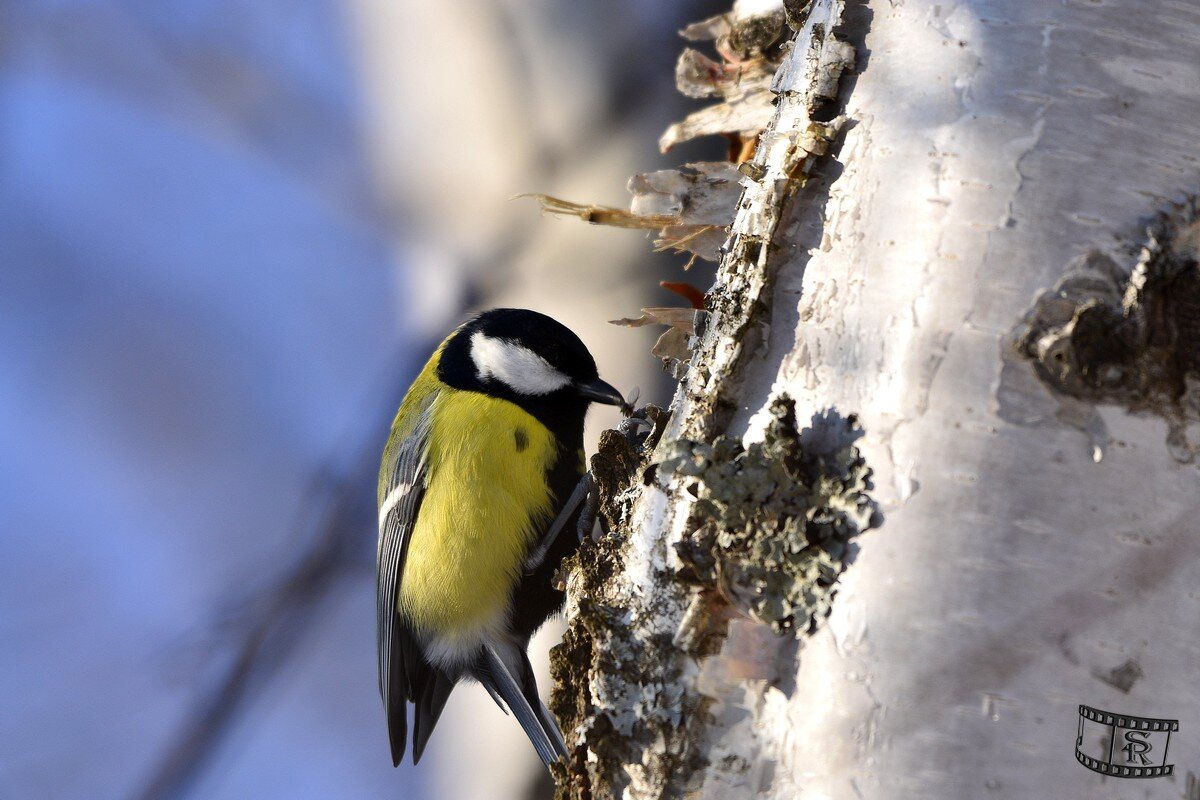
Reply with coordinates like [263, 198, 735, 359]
[0, 1, 724, 799]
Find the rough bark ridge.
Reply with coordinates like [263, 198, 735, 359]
[547, 2, 867, 797]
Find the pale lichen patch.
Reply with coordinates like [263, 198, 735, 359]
[666, 395, 881, 635]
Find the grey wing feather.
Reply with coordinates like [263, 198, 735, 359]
[376, 407, 432, 766]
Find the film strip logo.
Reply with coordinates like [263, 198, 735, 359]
[1076, 705, 1177, 779]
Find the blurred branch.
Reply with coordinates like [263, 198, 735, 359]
[129, 353, 413, 800]
[131, 485, 358, 800]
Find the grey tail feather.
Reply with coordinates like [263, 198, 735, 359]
[413, 670, 454, 764]
[386, 629, 409, 767]
[387, 698, 407, 768]
[478, 644, 561, 767]
[534, 697, 568, 761]
[518, 652, 567, 761]
[481, 680, 509, 714]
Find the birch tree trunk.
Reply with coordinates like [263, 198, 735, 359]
[550, 1, 1200, 798]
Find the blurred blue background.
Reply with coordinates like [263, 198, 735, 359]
[0, 1, 723, 798]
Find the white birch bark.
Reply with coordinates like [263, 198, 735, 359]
[557, 1, 1200, 798]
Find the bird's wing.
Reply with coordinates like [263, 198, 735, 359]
[376, 404, 432, 767]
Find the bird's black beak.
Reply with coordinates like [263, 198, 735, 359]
[576, 378, 631, 414]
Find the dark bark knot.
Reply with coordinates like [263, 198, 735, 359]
[1011, 196, 1200, 463]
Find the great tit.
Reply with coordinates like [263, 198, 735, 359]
[376, 308, 627, 768]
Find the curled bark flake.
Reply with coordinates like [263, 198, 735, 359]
[529, 163, 741, 266]
[676, 48, 749, 100]
[661, 3, 792, 153]
[659, 281, 708, 309]
[610, 308, 706, 370]
[524, 194, 676, 230]
[610, 307, 699, 333]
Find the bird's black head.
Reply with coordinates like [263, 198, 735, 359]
[438, 309, 628, 436]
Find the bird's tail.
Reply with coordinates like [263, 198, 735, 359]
[477, 643, 569, 767]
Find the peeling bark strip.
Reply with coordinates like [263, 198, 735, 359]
[683, 0, 853, 439]
[547, 1, 864, 798]
[1006, 197, 1200, 463]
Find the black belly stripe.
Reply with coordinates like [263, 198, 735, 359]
[514, 427, 529, 452]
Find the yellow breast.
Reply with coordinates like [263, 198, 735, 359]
[398, 388, 556, 636]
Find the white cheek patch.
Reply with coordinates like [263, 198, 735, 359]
[470, 331, 571, 396]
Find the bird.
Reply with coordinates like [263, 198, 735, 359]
[376, 307, 628, 769]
